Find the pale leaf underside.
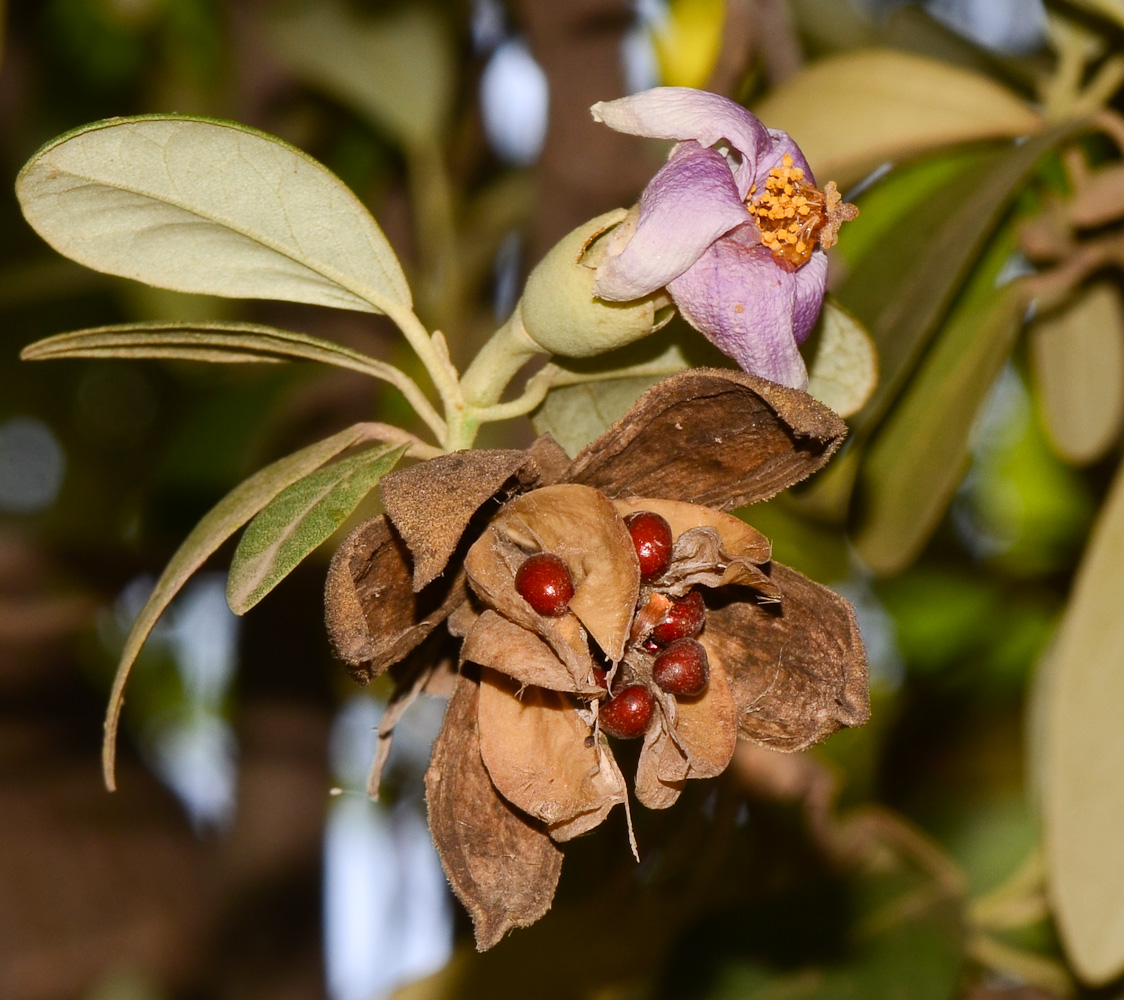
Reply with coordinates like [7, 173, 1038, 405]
[16, 116, 411, 315]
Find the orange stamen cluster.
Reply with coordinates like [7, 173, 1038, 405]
[747, 154, 828, 271]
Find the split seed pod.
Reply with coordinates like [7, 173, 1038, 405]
[324, 369, 869, 950]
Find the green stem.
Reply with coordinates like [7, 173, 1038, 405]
[472, 355, 690, 424]
[459, 305, 546, 409]
[378, 300, 465, 449]
[444, 412, 480, 453]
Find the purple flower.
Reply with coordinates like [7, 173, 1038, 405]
[590, 88, 856, 390]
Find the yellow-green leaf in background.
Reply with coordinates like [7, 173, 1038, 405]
[1030, 282, 1124, 466]
[829, 147, 984, 272]
[652, 0, 725, 89]
[841, 127, 1075, 440]
[804, 299, 878, 418]
[754, 49, 1044, 187]
[268, 2, 454, 153]
[101, 422, 393, 791]
[795, 132, 1073, 525]
[1065, 0, 1124, 31]
[17, 117, 412, 315]
[1042, 457, 1124, 985]
[227, 443, 406, 615]
[850, 230, 1029, 577]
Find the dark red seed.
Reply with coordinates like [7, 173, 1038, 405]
[591, 666, 609, 691]
[651, 590, 706, 646]
[625, 510, 674, 580]
[599, 685, 655, 739]
[653, 638, 710, 697]
[515, 553, 574, 617]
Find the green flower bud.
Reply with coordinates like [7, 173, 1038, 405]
[520, 209, 673, 358]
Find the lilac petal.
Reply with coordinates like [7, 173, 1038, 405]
[594, 142, 751, 301]
[791, 250, 828, 345]
[591, 88, 773, 198]
[761, 129, 817, 188]
[668, 225, 823, 389]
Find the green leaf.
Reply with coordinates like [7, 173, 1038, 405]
[1042, 457, 1124, 985]
[753, 48, 1043, 187]
[841, 127, 1077, 441]
[16, 116, 411, 315]
[226, 443, 406, 614]
[792, 134, 1078, 525]
[532, 375, 667, 458]
[21, 321, 447, 439]
[102, 422, 390, 790]
[803, 298, 878, 418]
[268, 2, 454, 152]
[850, 227, 1028, 576]
[1029, 281, 1124, 465]
[23, 320, 417, 382]
[22, 320, 391, 370]
[829, 148, 985, 272]
[529, 330, 712, 455]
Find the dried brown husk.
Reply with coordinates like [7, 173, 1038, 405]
[566, 369, 847, 509]
[635, 722, 688, 809]
[324, 516, 466, 684]
[661, 658, 738, 778]
[632, 664, 738, 810]
[703, 564, 869, 751]
[477, 668, 626, 841]
[382, 448, 545, 590]
[325, 372, 845, 683]
[460, 610, 602, 695]
[425, 675, 563, 951]
[465, 484, 640, 662]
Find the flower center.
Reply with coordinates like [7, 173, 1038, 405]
[746, 154, 857, 272]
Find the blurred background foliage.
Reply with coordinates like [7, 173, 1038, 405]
[5, 0, 1124, 998]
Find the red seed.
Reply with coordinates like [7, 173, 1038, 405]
[653, 638, 710, 697]
[624, 510, 674, 580]
[515, 553, 574, 617]
[599, 685, 655, 739]
[650, 590, 706, 646]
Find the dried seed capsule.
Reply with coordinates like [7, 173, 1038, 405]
[653, 638, 710, 697]
[650, 590, 706, 645]
[624, 510, 674, 580]
[599, 685, 654, 739]
[515, 553, 574, 617]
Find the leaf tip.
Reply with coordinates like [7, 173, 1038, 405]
[101, 704, 121, 792]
